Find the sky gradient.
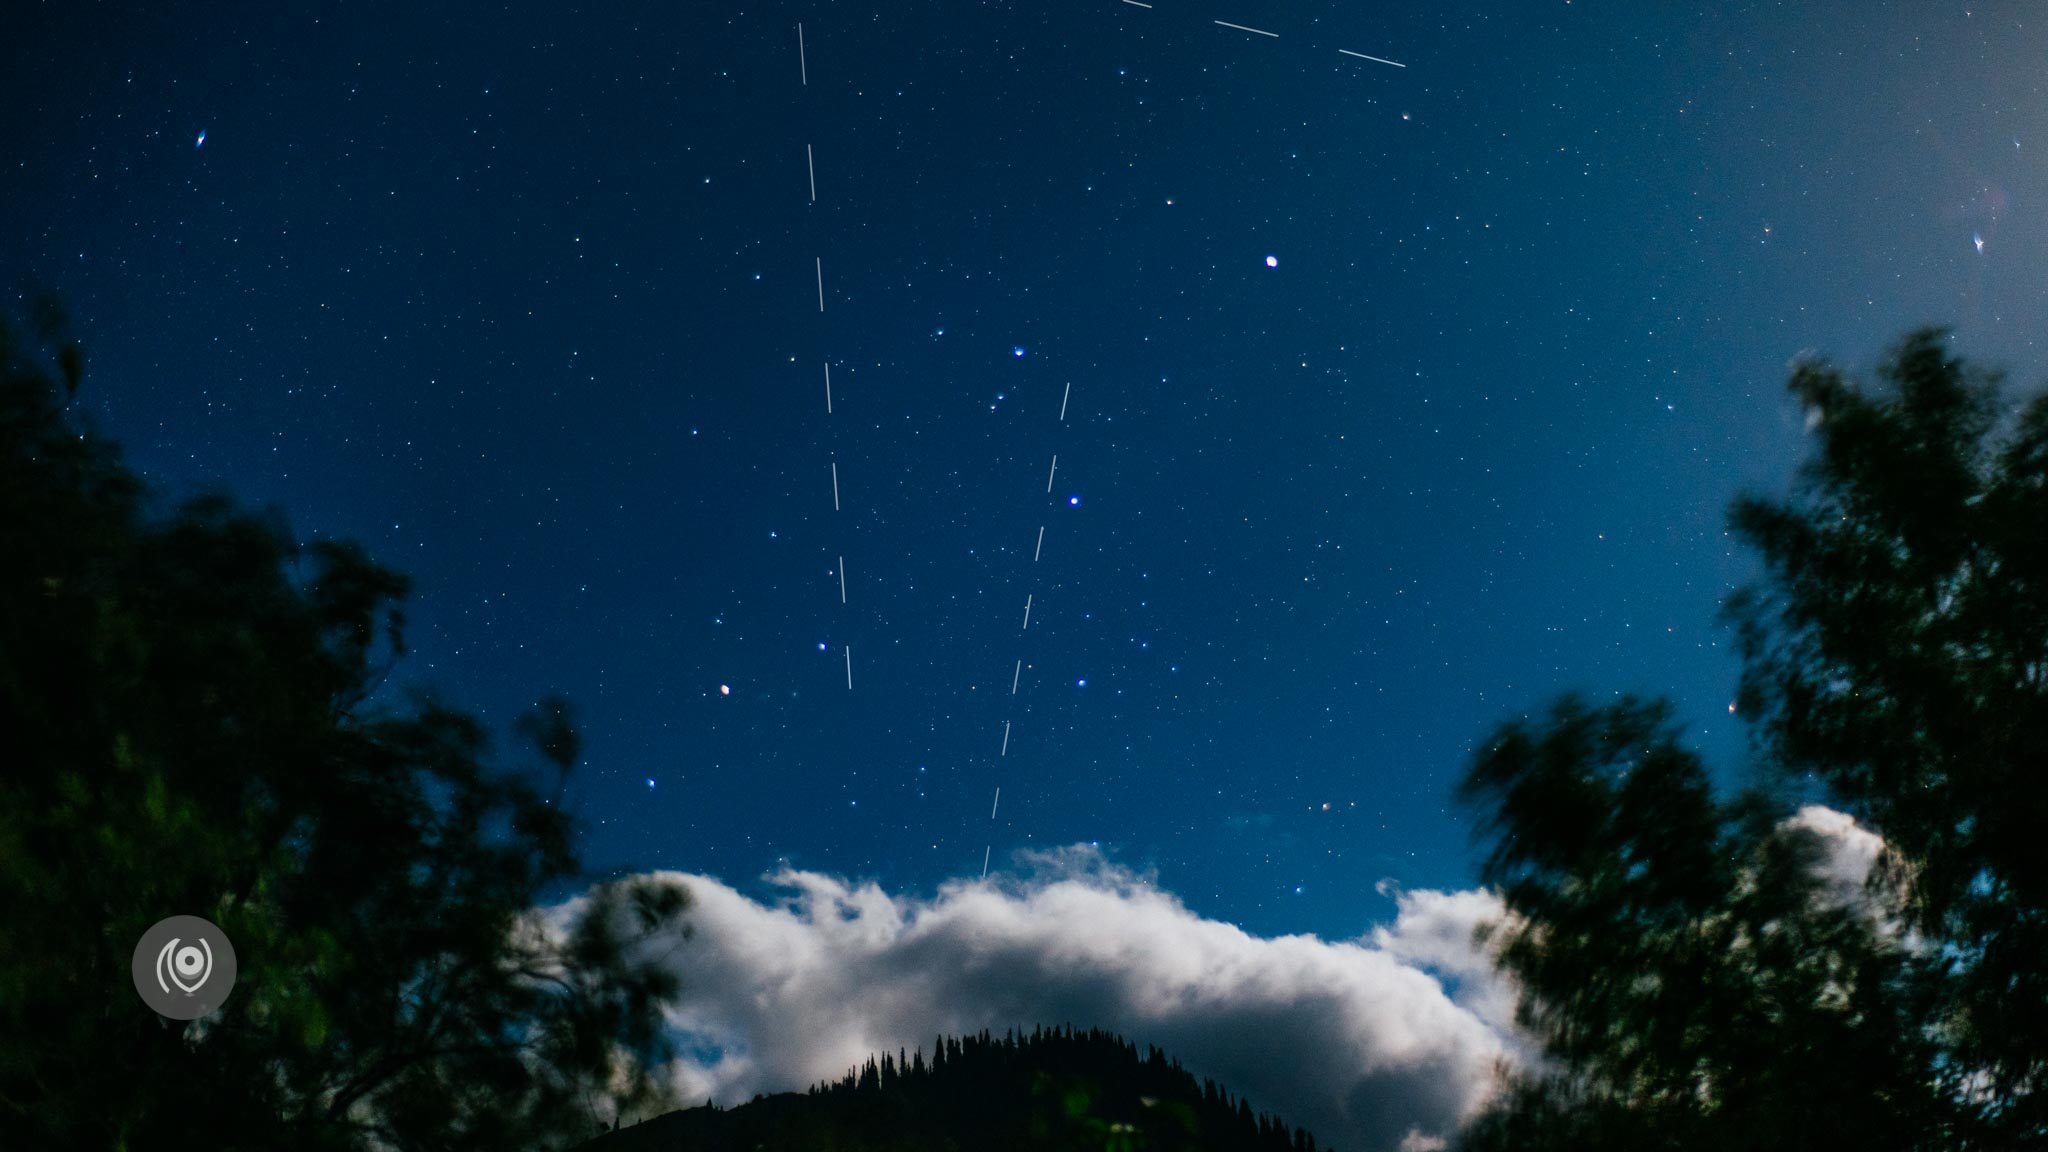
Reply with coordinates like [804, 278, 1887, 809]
[6, 0, 2042, 948]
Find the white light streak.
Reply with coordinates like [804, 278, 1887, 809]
[1338, 49, 1405, 67]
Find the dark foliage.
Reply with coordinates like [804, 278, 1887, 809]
[1457, 328, 2047, 1150]
[583, 1025, 1324, 1152]
[1455, 697, 1954, 1150]
[0, 306, 693, 1150]
[1728, 327, 2048, 1139]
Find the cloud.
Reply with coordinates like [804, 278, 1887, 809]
[572, 845, 1515, 1152]
[1370, 883, 1522, 1043]
[1785, 803, 1884, 895]
[1783, 804, 1909, 943]
[552, 807, 1889, 1148]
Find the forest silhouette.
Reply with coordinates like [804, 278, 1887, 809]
[3, 305, 2044, 1150]
[586, 1024, 1324, 1152]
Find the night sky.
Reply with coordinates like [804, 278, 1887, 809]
[7, 1, 2041, 945]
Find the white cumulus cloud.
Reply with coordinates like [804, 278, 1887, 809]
[1370, 883, 1523, 1044]
[570, 845, 1516, 1152]
[558, 808, 1889, 1150]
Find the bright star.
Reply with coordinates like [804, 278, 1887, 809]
[1265, 255, 1278, 268]
[1974, 233, 1985, 253]
[195, 129, 206, 148]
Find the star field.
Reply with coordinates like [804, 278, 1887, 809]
[5, 0, 2044, 941]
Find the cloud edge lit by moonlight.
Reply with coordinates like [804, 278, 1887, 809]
[555, 844, 1518, 1152]
[545, 806, 1888, 1152]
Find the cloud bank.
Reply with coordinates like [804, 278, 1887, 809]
[564, 808, 1881, 1152]
[582, 845, 1512, 1152]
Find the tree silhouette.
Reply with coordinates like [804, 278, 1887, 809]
[0, 304, 693, 1150]
[1454, 696, 1953, 1150]
[1728, 327, 2048, 1140]
[1457, 328, 2048, 1149]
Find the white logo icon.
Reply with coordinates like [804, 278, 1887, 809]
[155, 936, 214, 995]
[133, 915, 237, 1018]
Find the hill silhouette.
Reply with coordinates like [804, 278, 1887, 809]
[580, 1024, 1330, 1152]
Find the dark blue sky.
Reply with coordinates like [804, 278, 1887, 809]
[7, 0, 2039, 941]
